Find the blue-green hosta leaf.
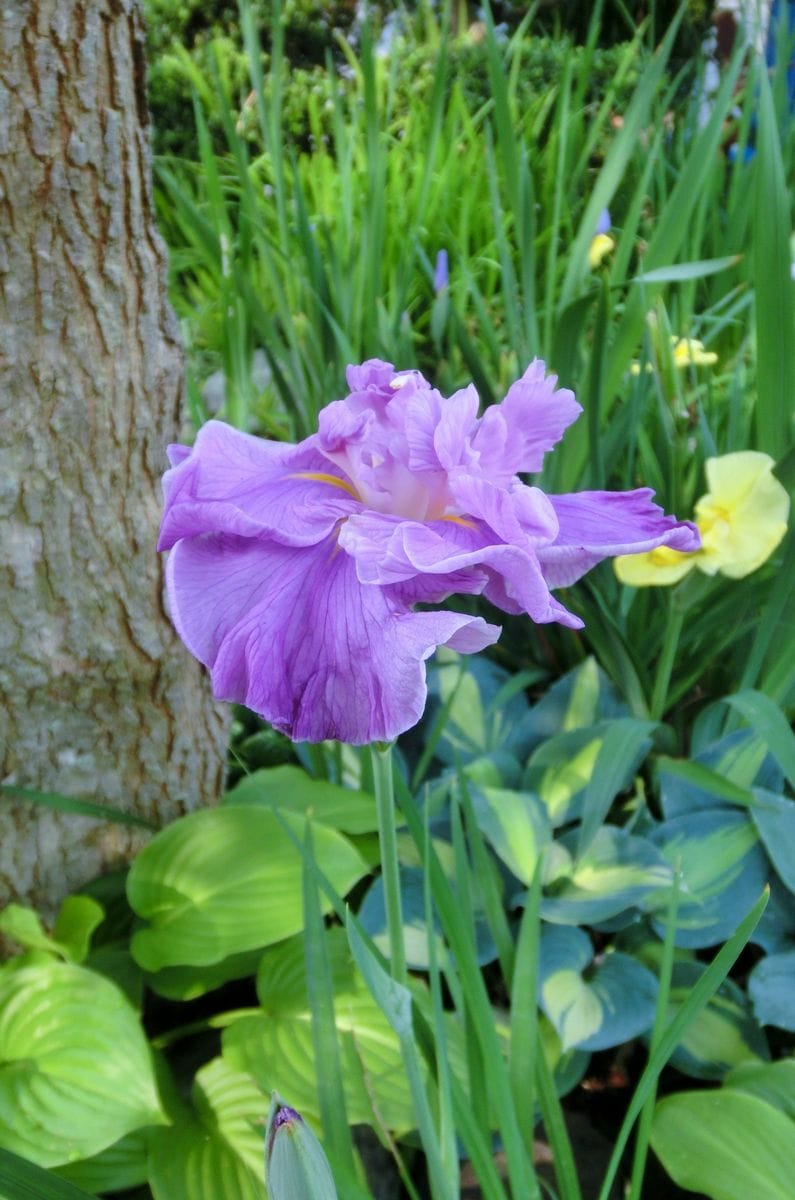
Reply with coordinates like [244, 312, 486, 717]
[127, 806, 367, 971]
[748, 951, 795, 1031]
[750, 788, 795, 893]
[651, 1089, 795, 1200]
[658, 729, 782, 819]
[664, 963, 769, 1080]
[538, 927, 657, 1051]
[650, 809, 770, 948]
[541, 827, 672, 925]
[0, 962, 165, 1167]
[726, 1060, 795, 1119]
[522, 658, 627, 748]
[223, 929, 414, 1133]
[524, 719, 650, 830]
[754, 878, 795, 953]
[471, 786, 552, 884]
[426, 650, 532, 764]
[222, 765, 377, 835]
[358, 867, 498, 970]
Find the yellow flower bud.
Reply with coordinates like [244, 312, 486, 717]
[588, 233, 615, 270]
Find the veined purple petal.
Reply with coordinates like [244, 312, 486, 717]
[538, 490, 701, 587]
[339, 510, 583, 628]
[166, 531, 499, 744]
[472, 359, 582, 478]
[159, 420, 358, 551]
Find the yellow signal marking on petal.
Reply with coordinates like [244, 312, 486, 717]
[439, 514, 477, 529]
[290, 471, 362, 501]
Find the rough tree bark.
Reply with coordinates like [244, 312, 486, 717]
[0, 0, 229, 912]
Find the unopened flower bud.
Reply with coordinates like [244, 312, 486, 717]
[265, 1098, 339, 1200]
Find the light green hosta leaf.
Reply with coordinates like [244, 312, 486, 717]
[726, 1060, 795, 1119]
[0, 961, 165, 1167]
[223, 765, 377, 835]
[56, 1128, 150, 1193]
[651, 1089, 795, 1200]
[664, 963, 768, 1080]
[523, 658, 627, 746]
[146, 949, 266, 1002]
[51, 897, 104, 964]
[128, 806, 367, 971]
[470, 786, 551, 884]
[748, 950, 795, 1031]
[538, 926, 657, 1052]
[541, 827, 672, 925]
[148, 1059, 268, 1200]
[223, 929, 413, 1132]
[650, 809, 769, 948]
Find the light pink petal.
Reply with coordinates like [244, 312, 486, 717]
[166, 532, 499, 745]
[538, 490, 701, 587]
[159, 421, 357, 551]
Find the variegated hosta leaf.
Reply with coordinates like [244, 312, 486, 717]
[650, 808, 770, 948]
[538, 926, 657, 1051]
[664, 963, 769, 1080]
[540, 826, 672, 925]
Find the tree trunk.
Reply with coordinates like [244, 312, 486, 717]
[0, 0, 229, 913]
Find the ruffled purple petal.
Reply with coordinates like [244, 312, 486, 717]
[473, 359, 582, 478]
[538, 490, 701, 587]
[339, 511, 583, 628]
[159, 420, 358, 551]
[166, 531, 499, 744]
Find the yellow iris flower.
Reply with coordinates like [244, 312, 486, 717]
[588, 233, 615, 270]
[630, 336, 718, 375]
[615, 452, 790, 586]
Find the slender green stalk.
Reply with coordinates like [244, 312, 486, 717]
[649, 603, 684, 720]
[370, 742, 407, 985]
[627, 868, 682, 1200]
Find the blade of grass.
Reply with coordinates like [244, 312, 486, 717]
[596, 886, 769, 1200]
[0, 785, 156, 830]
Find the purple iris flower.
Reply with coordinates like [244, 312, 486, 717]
[596, 208, 611, 236]
[434, 249, 449, 293]
[159, 359, 699, 745]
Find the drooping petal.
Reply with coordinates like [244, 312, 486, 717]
[472, 359, 582, 478]
[696, 451, 789, 578]
[339, 510, 583, 628]
[165, 531, 500, 744]
[538, 490, 701, 588]
[159, 420, 358, 551]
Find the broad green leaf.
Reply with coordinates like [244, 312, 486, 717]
[56, 1129, 150, 1194]
[148, 1117, 265, 1200]
[193, 1058, 266, 1175]
[51, 896, 104, 964]
[538, 927, 657, 1052]
[0, 962, 165, 1166]
[750, 788, 795, 893]
[223, 765, 377, 834]
[727, 1060, 795, 1119]
[128, 806, 367, 971]
[651, 1089, 795, 1200]
[651, 809, 769, 947]
[577, 719, 655, 854]
[0, 1148, 97, 1200]
[146, 948, 266, 1002]
[0, 905, 56, 956]
[541, 827, 672, 925]
[665, 963, 768, 1080]
[524, 728, 602, 826]
[223, 928, 414, 1132]
[427, 650, 531, 764]
[747, 951, 795, 1031]
[471, 786, 551, 884]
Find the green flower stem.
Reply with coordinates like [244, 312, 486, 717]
[370, 742, 408, 985]
[649, 602, 684, 720]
